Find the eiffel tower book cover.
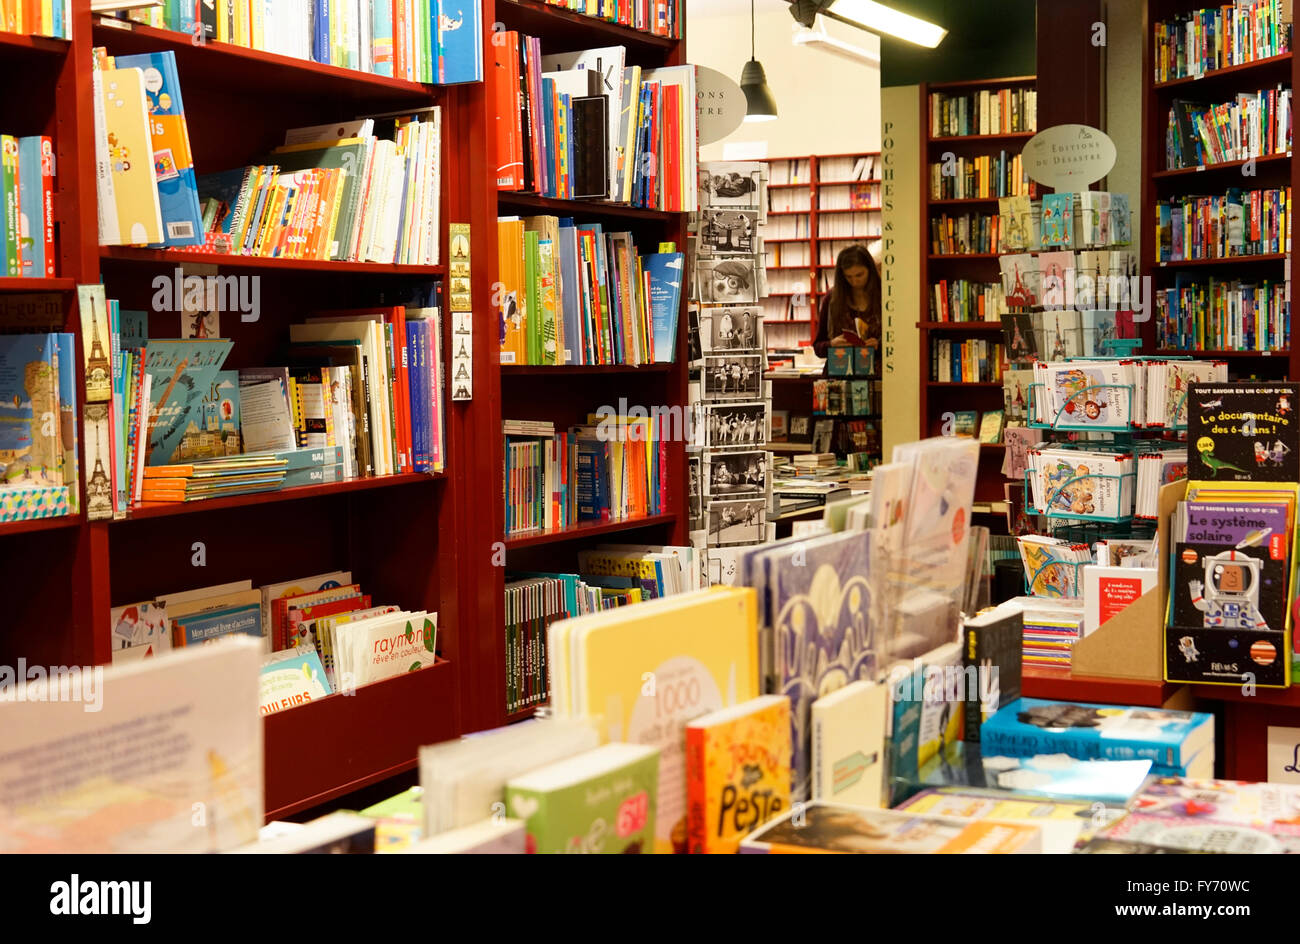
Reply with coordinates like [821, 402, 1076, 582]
[76, 284, 113, 403]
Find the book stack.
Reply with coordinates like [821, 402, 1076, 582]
[503, 414, 665, 535]
[1, 1, 70, 37]
[929, 279, 1008, 322]
[140, 452, 287, 503]
[1017, 534, 1092, 597]
[494, 38, 696, 210]
[113, 0, 484, 83]
[930, 213, 1000, 254]
[929, 152, 1032, 200]
[1156, 275, 1289, 350]
[0, 331, 78, 521]
[194, 113, 442, 264]
[535, 0, 680, 37]
[0, 134, 55, 278]
[497, 215, 682, 365]
[930, 338, 1003, 382]
[929, 86, 1038, 137]
[1166, 90, 1292, 170]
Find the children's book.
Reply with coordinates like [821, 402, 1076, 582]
[143, 339, 233, 465]
[980, 697, 1215, 772]
[811, 680, 887, 808]
[110, 600, 172, 653]
[259, 647, 332, 715]
[100, 64, 164, 245]
[998, 252, 1040, 307]
[404, 817, 526, 853]
[505, 743, 659, 854]
[1041, 309, 1082, 359]
[685, 695, 791, 854]
[0, 333, 61, 487]
[1040, 192, 1074, 247]
[1187, 382, 1300, 481]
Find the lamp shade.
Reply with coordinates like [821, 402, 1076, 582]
[740, 59, 778, 121]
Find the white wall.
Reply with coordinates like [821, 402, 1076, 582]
[1103, 0, 1143, 246]
[688, 2, 882, 160]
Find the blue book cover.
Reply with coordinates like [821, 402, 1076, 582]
[887, 662, 923, 801]
[556, 221, 581, 364]
[114, 51, 205, 247]
[0, 333, 60, 487]
[174, 369, 241, 460]
[55, 334, 79, 512]
[282, 465, 343, 488]
[542, 77, 557, 198]
[16, 137, 45, 278]
[260, 647, 333, 700]
[437, 0, 483, 84]
[574, 438, 608, 520]
[371, 0, 394, 76]
[196, 167, 251, 236]
[313, 0, 331, 65]
[977, 753, 1154, 805]
[407, 320, 428, 471]
[980, 697, 1214, 769]
[643, 252, 683, 363]
[143, 339, 234, 466]
[767, 530, 875, 802]
[175, 603, 262, 647]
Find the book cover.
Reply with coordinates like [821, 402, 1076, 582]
[980, 697, 1215, 769]
[0, 333, 61, 488]
[172, 602, 262, 647]
[101, 66, 164, 246]
[1187, 383, 1300, 482]
[811, 679, 887, 808]
[1084, 564, 1156, 636]
[111, 600, 172, 653]
[767, 531, 875, 802]
[436, 0, 483, 84]
[738, 802, 1041, 854]
[259, 647, 332, 715]
[685, 695, 791, 854]
[505, 742, 659, 854]
[405, 817, 527, 853]
[644, 252, 683, 363]
[962, 608, 1023, 742]
[143, 339, 233, 465]
[112, 51, 204, 247]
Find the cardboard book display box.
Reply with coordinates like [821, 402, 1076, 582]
[1069, 480, 1185, 682]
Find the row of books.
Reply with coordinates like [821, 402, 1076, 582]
[0, 332, 78, 522]
[998, 248, 1139, 310]
[113, 0, 483, 83]
[816, 212, 882, 239]
[998, 192, 1134, 253]
[0, 135, 54, 277]
[1002, 309, 1137, 367]
[928, 278, 1008, 322]
[814, 182, 880, 211]
[930, 212, 1000, 255]
[1155, 186, 1290, 260]
[1155, 276, 1289, 351]
[497, 215, 682, 365]
[1026, 446, 1136, 520]
[197, 112, 443, 265]
[0, 0, 68, 37]
[930, 338, 1004, 383]
[502, 415, 665, 535]
[494, 36, 697, 210]
[1028, 358, 1226, 430]
[1166, 89, 1291, 169]
[1152, 0, 1289, 83]
[812, 378, 879, 416]
[504, 544, 700, 713]
[533, 0, 681, 38]
[928, 151, 1033, 201]
[928, 86, 1037, 138]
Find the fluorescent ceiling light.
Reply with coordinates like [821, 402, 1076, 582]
[791, 17, 881, 65]
[825, 0, 946, 48]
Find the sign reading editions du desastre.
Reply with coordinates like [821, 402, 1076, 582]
[1023, 124, 1117, 190]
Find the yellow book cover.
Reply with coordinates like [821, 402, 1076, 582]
[567, 586, 760, 852]
[685, 695, 791, 854]
[498, 218, 528, 364]
[102, 67, 164, 246]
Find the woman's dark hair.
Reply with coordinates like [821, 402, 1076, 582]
[826, 245, 881, 339]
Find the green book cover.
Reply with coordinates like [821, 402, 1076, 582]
[524, 230, 540, 365]
[505, 743, 659, 854]
[2, 135, 18, 276]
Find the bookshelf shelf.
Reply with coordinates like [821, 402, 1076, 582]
[501, 363, 674, 375]
[927, 131, 1036, 144]
[0, 29, 69, 56]
[263, 658, 457, 819]
[100, 246, 447, 277]
[503, 512, 678, 549]
[1152, 51, 1292, 90]
[91, 16, 436, 105]
[495, 0, 676, 55]
[817, 206, 881, 214]
[928, 196, 1004, 206]
[1155, 253, 1288, 267]
[0, 514, 83, 538]
[496, 190, 681, 222]
[119, 473, 440, 521]
[927, 253, 1003, 260]
[0, 277, 77, 292]
[927, 381, 1005, 388]
[920, 321, 1004, 331]
[1022, 666, 1184, 708]
[1151, 152, 1291, 179]
[1152, 348, 1288, 358]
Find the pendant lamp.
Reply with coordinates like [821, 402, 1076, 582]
[742, 0, 778, 122]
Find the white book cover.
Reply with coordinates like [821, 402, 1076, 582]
[1083, 565, 1157, 636]
[540, 46, 627, 200]
[336, 610, 438, 688]
[404, 817, 526, 854]
[811, 680, 887, 808]
[0, 636, 263, 853]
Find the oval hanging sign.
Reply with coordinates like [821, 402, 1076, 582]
[1022, 124, 1117, 190]
[694, 64, 746, 146]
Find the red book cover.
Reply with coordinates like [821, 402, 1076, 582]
[394, 0, 408, 82]
[287, 593, 370, 649]
[663, 88, 679, 213]
[494, 32, 524, 190]
[38, 136, 54, 276]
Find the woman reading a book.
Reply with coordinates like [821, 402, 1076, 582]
[813, 245, 881, 358]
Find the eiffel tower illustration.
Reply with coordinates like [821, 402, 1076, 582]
[86, 407, 112, 510]
[87, 308, 111, 391]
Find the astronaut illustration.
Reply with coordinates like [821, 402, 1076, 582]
[1189, 550, 1269, 631]
[1177, 635, 1201, 663]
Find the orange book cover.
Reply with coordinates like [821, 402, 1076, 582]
[498, 218, 528, 364]
[685, 696, 791, 854]
[493, 31, 524, 190]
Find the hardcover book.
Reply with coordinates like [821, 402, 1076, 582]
[961, 607, 1023, 742]
[505, 742, 659, 854]
[0, 332, 61, 488]
[980, 697, 1214, 771]
[685, 695, 791, 854]
[811, 679, 887, 809]
[143, 339, 233, 465]
[259, 647, 332, 715]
